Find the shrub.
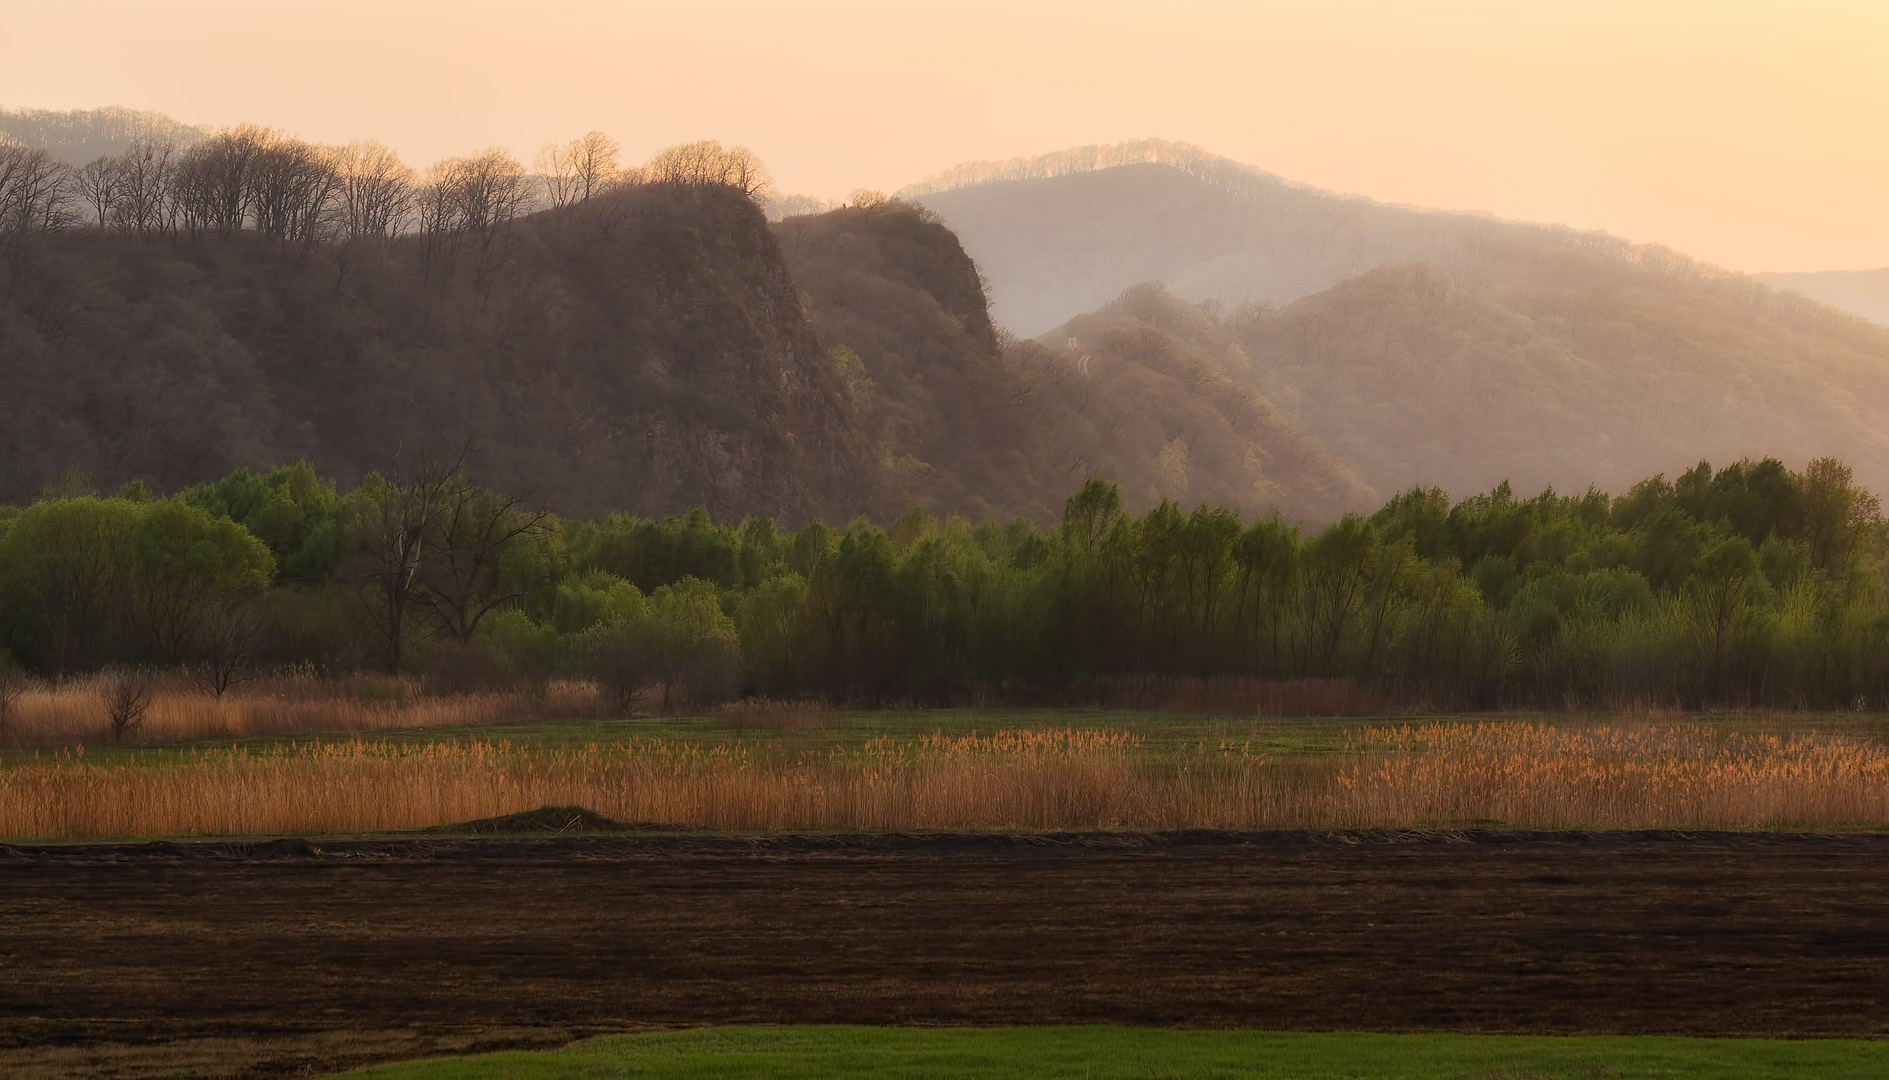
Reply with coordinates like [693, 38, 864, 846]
[104, 667, 155, 742]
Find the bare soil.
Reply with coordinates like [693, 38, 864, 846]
[2, 831, 1887, 1077]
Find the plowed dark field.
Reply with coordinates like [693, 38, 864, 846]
[3, 831, 1887, 1077]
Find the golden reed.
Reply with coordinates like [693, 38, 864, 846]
[0, 672, 604, 746]
[3, 723, 1887, 840]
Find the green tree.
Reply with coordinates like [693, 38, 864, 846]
[0, 498, 140, 672]
[128, 499, 275, 663]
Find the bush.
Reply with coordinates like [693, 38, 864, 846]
[421, 641, 526, 697]
[0, 650, 32, 740]
[589, 577, 742, 714]
[594, 624, 659, 715]
[104, 667, 155, 742]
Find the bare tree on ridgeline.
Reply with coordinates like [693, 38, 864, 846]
[640, 140, 772, 201]
[537, 130, 620, 208]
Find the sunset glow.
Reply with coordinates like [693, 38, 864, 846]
[5, 0, 1886, 272]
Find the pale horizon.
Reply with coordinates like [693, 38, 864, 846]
[6, 0, 1887, 273]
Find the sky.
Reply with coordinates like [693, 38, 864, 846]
[4, 0, 1886, 273]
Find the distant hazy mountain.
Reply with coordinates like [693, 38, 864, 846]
[908, 141, 1595, 336]
[0, 105, 208, 163]
[913, 142, 1889, 500]
[1755, 268, 1889, 327]
[1225, 262, 1889, 501]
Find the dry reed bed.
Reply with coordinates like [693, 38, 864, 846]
[1337, 723, 1889, 827]
[4, 723, 1888, 840]
[0, 674, 604, 745]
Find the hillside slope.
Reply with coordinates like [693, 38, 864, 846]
[1757, 268, 1889, 327]
[1, 184, 1369, 524]
[0, 105, 208, 163]
[911, 147, 1542, 335]
[1231, 261, 1889, 498]
[778, 203, 1373, 521]
[1041, 285, 1375, 515]
[0, 185, 866, 519]
[913, 143, 1889, 499]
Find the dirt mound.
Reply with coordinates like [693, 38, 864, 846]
[434, 805, 632, 836]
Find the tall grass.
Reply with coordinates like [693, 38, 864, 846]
[1334, 722, 1889, 828]
[0, 671, 606, 746]
[4, 722, 1886, 840]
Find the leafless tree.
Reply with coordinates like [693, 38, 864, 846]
[537, 131, 620, 208]
[455, 148, 532, 269]
[416, 484, 552, 644]
[569, 131, 620, 203]
[347, 448, 466, 673]
[0, 145, 72, 299]
[535, 140, 582, 210]
[174, 125, 275, 236]
[640, 140, 772, 201]
[73, 155, 123, 229]
[187, 596, 265, 698]
[0, 145, 73, 234]
[112, 139, 174, 235]
[331, 140, 414, 240]
[417, 148, 531, 284]
[250, 136, 338, 248]
[105, 667, 155, 742]
[414, 157, 465, 276]
[0, 651, 32, 742]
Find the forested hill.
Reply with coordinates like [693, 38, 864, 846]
[1051, 272, 1889, 502]
[1228, 260, 1889, 500]
[910, 145, 1547, 336]
[907, 141, 1888, 334]
[1757, 267, 1889, 327]
[0, 184, 868, 520]
[913, 142, 1889, 500]
[777, 201, 1373, 521]
[0, 105, 209, 163]
[0, 141, 1370, 523]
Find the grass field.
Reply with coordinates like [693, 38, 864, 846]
[334, 1026, 1889, 1079]
[7, 707, 1889, 839]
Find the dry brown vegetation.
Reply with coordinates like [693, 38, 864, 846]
[4, 721, 1885, 841]
[0, 670, 604, 747]
[1336, 722, 1889, 828]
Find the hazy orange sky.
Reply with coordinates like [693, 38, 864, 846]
[6, 0, 1886, 272]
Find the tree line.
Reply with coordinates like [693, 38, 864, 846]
[1, 455, 1886, 712]
[0, 125, 774, 264]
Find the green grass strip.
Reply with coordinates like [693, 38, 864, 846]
[334, 1025, 1888, 1079]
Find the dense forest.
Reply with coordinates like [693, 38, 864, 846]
[1, 453, 1885, 712]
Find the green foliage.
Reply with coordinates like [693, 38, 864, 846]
[0, 496, 273, 671]
[180, 462, 344, 583]
[589, 577, 740, 712]
[567, 508, 744, 592]
[5, 454, 1889, 710]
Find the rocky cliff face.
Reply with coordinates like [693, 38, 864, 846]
[777, 203, 1372, 522]
[0, 184, 869, 519]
